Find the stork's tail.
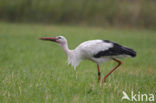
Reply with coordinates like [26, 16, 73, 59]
[122, 47, 136, 57]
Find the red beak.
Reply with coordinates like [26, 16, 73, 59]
[39, 37, 57, 42]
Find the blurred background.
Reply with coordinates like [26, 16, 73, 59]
[0, 0, 156, 29]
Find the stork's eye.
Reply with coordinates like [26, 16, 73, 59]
[58, 37, 62, 39]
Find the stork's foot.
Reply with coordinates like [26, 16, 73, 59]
[98, 72, 101, 82]
[103, 78, 106, 83]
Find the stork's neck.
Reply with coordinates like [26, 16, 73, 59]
[60, 42, 81, 70]
[60, 42, 73, 56]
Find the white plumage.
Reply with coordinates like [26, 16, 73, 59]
[40, 36, 136, 82]
[70, 40, 113, 69]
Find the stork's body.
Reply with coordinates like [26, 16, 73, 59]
[40, 36, 136, 82]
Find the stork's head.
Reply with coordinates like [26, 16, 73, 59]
[40, 36, 67, 46]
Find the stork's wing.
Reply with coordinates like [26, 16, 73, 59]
[94, 40, 136, 58]
[76, 40, 136, 58]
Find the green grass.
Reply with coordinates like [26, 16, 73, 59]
[0, 22, 156, 103]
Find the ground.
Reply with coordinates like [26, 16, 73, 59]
[0, 22, 155, 103]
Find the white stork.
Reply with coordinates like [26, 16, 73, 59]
[40, 36, 136, 82]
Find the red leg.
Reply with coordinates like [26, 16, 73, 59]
[103, 58, 122, 83]
[97, 64, 101, 82]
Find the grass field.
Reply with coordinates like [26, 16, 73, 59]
[0, 22, 156, 103]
